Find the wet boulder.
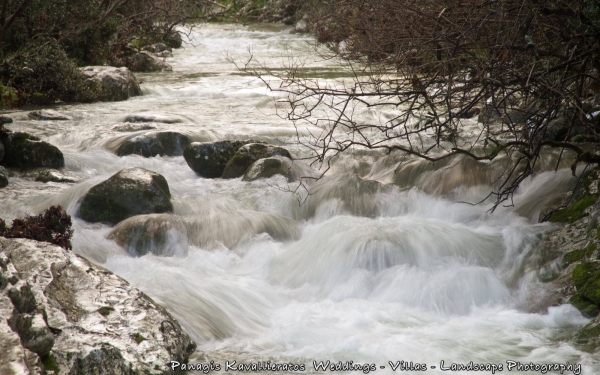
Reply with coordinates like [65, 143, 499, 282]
[222, 143, 292, 179]
[1, 116, 12, 124]
[0, 131, 64, 169]
[80, 66, 142, 102]
[123, 113, 181, 124]
[163, 31, 183, 48]
[27, 109, 71, 121]
[108, 213, 188, 257]
[127, 51, 172, 72]
[183, 140, 259, 178]
[143, 43, 172, 54]
[0, 166, 8, 187]
[243, 156, 297, 182]
[115, 131, 192, 157]
[35, 169, 77, 183]
[79, 167, 173, 224]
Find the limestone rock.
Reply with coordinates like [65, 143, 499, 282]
[128, 51, 172, 72]
[222, 143, 292, 179]
[243, 156, 297, 182]
[79, 167, 173, 224]
[0, 166, 8, 188]
[27, 110, 71, 121]
[0, 132, 64, 169]
[115, 131, 192, 157]
[0, 237, 196, 374]
[108, 214, 189, 257]
[183, 140, 259, 178]
[80, 66, 142, 102]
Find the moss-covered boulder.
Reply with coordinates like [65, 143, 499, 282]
[0, 131, 64, 169]
[108, 213, 188, 257]
[0, 166, 8, 187]
[222, 143, 292, 179]
[183, 140, 259, 178]
[80, 66, 142, 102]
[79, 168, 173, 225]
[243, 156, 296, 182]
[115, 131, 192, 157]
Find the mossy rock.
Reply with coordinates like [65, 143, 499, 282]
[548, 196, 598, 223]
[79, 168, 173, 225]
[564, 249, 585, 267]
[222, 143, 292, 179]
[569, 294, 599, 318]
[573, 261, 599, 289]
[0, 131, 65, 169]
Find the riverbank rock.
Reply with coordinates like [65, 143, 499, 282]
[80, 66, 142, 102]
[128, 51, 172, 73]
[222, 143, 292, 179]
[163, 31, 183, 49]
[116, 131, 192, 157]
[0, 132, 64, 169]
[27, 110, 71, 121]
[243, 156, 297, 182]
[0, 236, 196, 374]
[108, 214, 189, 257]
[124, 114, 181, 124]
[0, 166, 8, 187]
[183, 140, 259, 178]
[79, 168, 173, 225]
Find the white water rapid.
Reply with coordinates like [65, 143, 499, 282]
[1, 24, 598, 374]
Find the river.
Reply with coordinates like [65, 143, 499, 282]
[0, 24, 598, 374]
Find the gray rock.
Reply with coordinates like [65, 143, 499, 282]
[1, 116, 12, 124]
[0, 236, 196, 374]
[108, 214, 189, 257]
[155, 50, 173, 58]
[79, 167, 173, 224]
[0, 132, 64, 169]
[0, 167, 7, 188]
[80, 66, 142, 102]
[294, 19, 309, 33]
[123, 114, 181, 124]
[35, 170, 77, 183]
[222, 143, 292, 179]
[163, 31, 183, 49]
[128, 51, 172, 72]
[111, 123, 157, 132]
[27, 110, 71, 121]
[143, 43, 172, 54]
[243, 156, 296, 181]
[115, 131, 192, 157]
[183, 140, 259, 178]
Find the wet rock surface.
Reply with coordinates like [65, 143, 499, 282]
[80, 66, 142, 102]
[79, 167, 173, 225]
[222, 143, 292, 179]
[0, 132, 64, 169]
[27, 110, 71, 121]
[0, 237, 196, 374]
[243, 155, 297, 181]
[128, 51, 172, 72]
[115, 131, 192, 157]
[124, 114, 182, 124]
[183, 140, 259, 178]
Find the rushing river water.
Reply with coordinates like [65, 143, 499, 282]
[1, 24, 599, 374]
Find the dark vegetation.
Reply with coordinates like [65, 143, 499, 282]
[0, 205, 73, 250]
[0, 0, 224, 107]
[241, 0, 600, 209]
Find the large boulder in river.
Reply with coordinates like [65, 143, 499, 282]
[80, 66, 142, 101]
[243, 156, 297, 182]
[127, 51, 172, 72]
[0, 131, 65, 169]
[0, 237, 196, 374]
[27, 109, 71, 121]
[183, 140, 259, 178]
[115, 131, 192, 157]
[0, 166, 8, 187]
[79, 167, 173, 224]
[108, 214, 189, 257]
[222, 143, 292, 179]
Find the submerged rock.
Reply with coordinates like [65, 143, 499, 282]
[124, 114, 181, 124]
[27, 110, 71, 121]
[0, 236, 196, 374]
[1, 116, 13, 124]
[0, 166, 8, 187]
[80, 66, 142, 102]
[0, 132, 64, 169]
[108, 214, 189, 257]
[243, 156, 297, 182]
[183, 140, 259, 178]
[128, 51, 172, 72]
[115, 131, 192, 157]
[111, 123, 157, 132]
[79, 167, 173, 224]
[222, 143, 292, 179]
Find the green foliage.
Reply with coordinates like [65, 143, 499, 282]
[548, 196, 598, 223]
[564, 249, 585, 267]
[41, 353, 60, 374]
[97, 306, 115, 317]
[569, 294, 599, 318]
